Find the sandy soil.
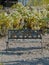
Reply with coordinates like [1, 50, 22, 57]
[0, 34, 49, 65]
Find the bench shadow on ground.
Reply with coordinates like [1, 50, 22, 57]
[0, 47, 42, 55]
[2, 57, 49, 65]
[0, 47, 49, 65]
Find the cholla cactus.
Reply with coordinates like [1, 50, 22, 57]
[10, 11, 24, 30]
[0, 11, 12, 36]
[0, 2, 49, 36]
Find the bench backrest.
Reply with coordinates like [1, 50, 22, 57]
[8, 29, 42, 39]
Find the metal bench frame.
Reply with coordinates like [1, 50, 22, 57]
[6, 29, 43, 53]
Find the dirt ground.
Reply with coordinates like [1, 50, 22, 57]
[0, 34, 49, 65]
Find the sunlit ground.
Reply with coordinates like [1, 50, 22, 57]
[0, 34, 49, 65]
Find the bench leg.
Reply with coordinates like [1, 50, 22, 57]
[40, 39, 44, 56]
[6, 41, 9, 52]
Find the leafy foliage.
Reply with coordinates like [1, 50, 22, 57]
[0, 2, 49, 36]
